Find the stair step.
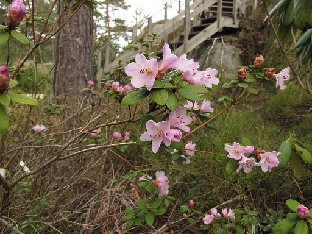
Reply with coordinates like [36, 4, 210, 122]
[210, 5, 234, 9]
[191, 23, 212, 32]
[200, 16, 217, 24]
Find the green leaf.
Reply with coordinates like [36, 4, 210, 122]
[286, 213, 299, 220]
[273, 218, 298, 234]
[286, 199, 301, 212]
[295, 29, 312, 48]
[0, 25, 7, 30]
[245, 74, 256, 82]
[166, 91, 179, 110]
[124, 208, 135, 216]
[145, 212, 155, 225]
[8, 93, 39, 105]
[11, 30, 30, 44]
[222, 82, 233, 89]
[0, 32, 9, 46]
[238, 83, 249, 89]
[150, 89, 168, 105]
[121, 89, 149, 106]
[294, 220, 308, 234]
[289, 153, 303, 179]
[9, 79, 18, 89]
[279, 139, 293, 168]
[0, 105, 9, 134]
[225, 159, 238, 175]
[151, 199, 163, 209]
[264, 0, 290, 22]
[153, 80, 174, 88]
[136, 199, 147, 211]
[0, 94, 10, 107]
[294, 0, 309, 28]
[133, 215, 144, 226]
[294, 144, 312, 164]
[246, 87, 259, 94]
[178, 84, 207, 101]
[152, 207, 166, 216]
[164, 199, 170, 207]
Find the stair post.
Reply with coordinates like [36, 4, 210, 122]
[132, 24, 138, 42]
[148, 17, 152, 34]
[217, 0, 222, 28]
[233, 0, 237, 24]
[183, 0, 190, 53]
[164, 3, 168, 43]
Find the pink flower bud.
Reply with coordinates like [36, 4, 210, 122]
[123, 85, 132, 92]
[0, 66, 10, 93]
[189, 200, 195, 208]
[113, 131, 122, 141]
[244, 146, 254, 154]
[124, 132, 130, 141]
[32, 124, 46, 133]
[297, 205, 309, 219]
[112, 82, 119, 91]
[91, 128, 101, 138]
[87, 80, 94, 89]
[7, 0, 26, 30]
[104, 81, 111, 89]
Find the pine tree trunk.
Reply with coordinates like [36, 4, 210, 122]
[53, 0, 93, 97]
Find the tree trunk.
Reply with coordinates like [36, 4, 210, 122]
[53, 0, 93, 97]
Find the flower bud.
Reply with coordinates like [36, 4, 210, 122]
[265, 68, 275, 78]
[297, 205, 309, 219]
[189, 199, 195, 208]
[7, 0, 26, 30]
[112, 82, 119, 91]
[238, 68, 247, 82]
[113, 131, 122, 141]
[254, 55, 264, 66]
[104, 81, 111, 89]
[0, 66, 10, 93]
[87, 80, 94, 89]
[244, 146, 254, 154]
[124, 132, 130, 142]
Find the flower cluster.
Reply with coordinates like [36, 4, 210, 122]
[203, 208, 235, 224]
[104, 81, 132, 94]
[0, 66, 10, 93]
[125, 43, 219, 91]
[225, 142, 280, 173]
[113, 131, 130, 142]
[140, 107, 193, 153]
[140, 171, 169, 197]
[7, 0, 26, 30]
[32, 124, 46, 133]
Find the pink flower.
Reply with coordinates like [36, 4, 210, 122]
[166, 129, 182, 142]
[189, 199, 195, 208]
[87, 80, 94, 88]
[244, 146, 255, 154]
[32, 124, 46, 133]
[124, 132, 130, 141]
[236, 156, 256, 173]
[112, 82, 120, 91]
[140, 120, 171, 153]
[113, 131, 123, 141]
[211, 208, 220, 216]
[225, 142, 245, 160]
[200, 100, 214, 113]
[159, 43, 179, 73]
[258, 151, 280, 172]
[7, 0, 26, 30]
[123, 85, 132, 92]
[0, 65, 10, 93]
[154, 171, 169, 197]
[139, 175, 152, 181]
[297, 205, 309, 219]
[183, 70, 203, 85]
[203, 214, 215, 224]
[174, 54, 199, 72]
[185, 141, 196, 156]
[200, 68, 219, 88]
[125, 54, 158, 91]
[222, 208, 235, 219]
[275, 67, 290, 90]
[104, 81, 111, 89]
[91, 128, 101, 138]
[168, 107, 193, 132]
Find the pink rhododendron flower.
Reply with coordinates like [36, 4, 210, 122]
[159, 43, 179, 73]
[203, 214, 215, 224]
[222, 208, 235, 219]
[91, 128, 101, 138]
[124, 132, 130, 142]
[236, 156, 256, 173]
[225, 142, 246, 160]
[123, 84, 132, 92]
[0, 65, 10, 93]
[104, 81, 111, 89]
[125, 54, 158, 91]
[154, 171, 169, 197]
[87, 80, 94, 88]
[200, 100, 214, 113]
[33, 124, 46, 133]
[211, 208, 220, 216]
[168, 107, 193, 132]
[184, 101, 200, 110]
[113, 131, 123, 141]
[275, 67, 290, 90]
[258, 151, 280, 172]
[189, 199, 195, 208]
[183, 69, 203, 85]
[112, 82, 120, 91]
[174, 54, 199, 72]
[166, 129, 182, 142]
[7, 0, 26, 30]
[200, 68, 219, 88]
[140, 120, 171, 153]
[244, 146, 254, 154]
[297, 205, 309, 219]
[185, 141, 196, 156]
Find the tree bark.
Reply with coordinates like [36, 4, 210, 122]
[54, 0, 93, 97]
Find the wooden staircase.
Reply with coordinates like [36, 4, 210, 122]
[103, 0, 241, 74]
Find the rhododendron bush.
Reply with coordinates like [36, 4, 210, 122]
[0, 0, 311, 233]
